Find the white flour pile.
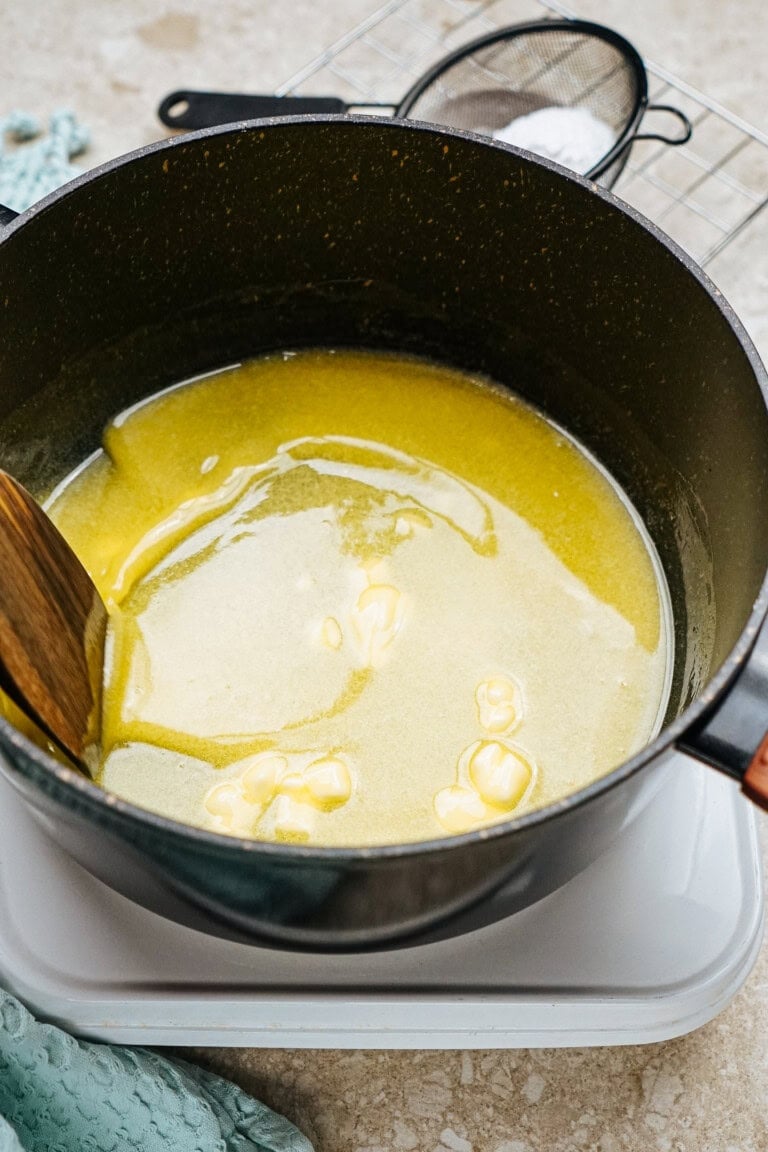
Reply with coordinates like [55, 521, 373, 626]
[493, 106, 615, 173]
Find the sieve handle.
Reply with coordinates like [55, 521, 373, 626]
[635, 104, 692, 146]
[158, 90, 395, 131]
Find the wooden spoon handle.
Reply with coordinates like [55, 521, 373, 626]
[0, 472, 106, 774]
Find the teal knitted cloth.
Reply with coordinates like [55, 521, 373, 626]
[0, 109, 88, 213]
[0, 989, 313, 1152]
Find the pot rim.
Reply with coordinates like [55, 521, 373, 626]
[1, 113, 767, 861]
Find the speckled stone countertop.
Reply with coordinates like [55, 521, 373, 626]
[4, 1, 767, 1148]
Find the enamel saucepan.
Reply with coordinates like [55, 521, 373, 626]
[0, 117, 766, 951]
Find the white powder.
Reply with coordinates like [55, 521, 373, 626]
[492, 105, 615, 174]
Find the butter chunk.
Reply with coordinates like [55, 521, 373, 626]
[475, 675, 521, 734]
[467, 739, 532, 808]
[434, 785, 488, 833]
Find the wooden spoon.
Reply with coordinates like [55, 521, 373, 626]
[0, 471, 106, 777]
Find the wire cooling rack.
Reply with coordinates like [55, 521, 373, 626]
[275, 0, 768, 268]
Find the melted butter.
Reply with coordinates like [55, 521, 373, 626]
[46, 350, 671, 845]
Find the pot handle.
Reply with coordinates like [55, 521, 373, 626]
[0, 205, 18, 228]
[634, 104, 693, 146]
[678, 619, 768, 809]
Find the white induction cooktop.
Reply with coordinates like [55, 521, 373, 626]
[0, 752, 762, 1049]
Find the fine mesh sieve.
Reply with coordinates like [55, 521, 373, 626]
[398, 22, 693, 186]
[158, 19, 692, 188]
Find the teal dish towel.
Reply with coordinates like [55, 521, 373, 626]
[0, 109, 88, 213]
[0, 990, 313, 1152]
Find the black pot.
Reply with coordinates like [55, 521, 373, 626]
[0, 117, 766, 951]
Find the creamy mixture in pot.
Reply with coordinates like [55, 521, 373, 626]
[46, 350, 671, 845]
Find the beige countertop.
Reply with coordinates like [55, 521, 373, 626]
[4, 1, 767, 1148]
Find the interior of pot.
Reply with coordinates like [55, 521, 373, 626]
[0, 117, 766, 748]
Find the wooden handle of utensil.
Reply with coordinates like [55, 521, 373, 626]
[0, 471, 105, 773]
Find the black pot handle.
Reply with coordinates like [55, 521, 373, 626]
[678, 620, 768, 810]
[0, 205, 18, 229]
[635, 104, 693, 146]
